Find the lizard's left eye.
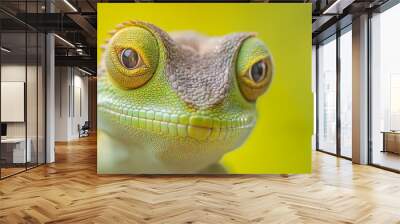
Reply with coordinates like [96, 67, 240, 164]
[120, 48, 141, 69]
[121, 48, 140, 69]
[249, 60, 267, 83]
[236, 37, 274, 102]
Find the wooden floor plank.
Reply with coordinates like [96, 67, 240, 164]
[0, 134, 399, 223]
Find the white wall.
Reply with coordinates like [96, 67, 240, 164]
[1, 65, 36, 138]
[1, 82, 25, 122]
[55, 67, 69, 141]
[1, 64, 25, 81]
[1, 65, 26, 140]
[55, 67, 89, 141]
[69, 73, 89, 139]
[1, 63, 46, 164]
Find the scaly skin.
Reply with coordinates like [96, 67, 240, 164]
[98, 21, 274, 173]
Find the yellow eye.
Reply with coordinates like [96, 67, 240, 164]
[105, 26, 159, 89]
[236, 37, 274, 102]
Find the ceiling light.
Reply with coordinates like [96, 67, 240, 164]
[322, 0, 355, 15]
[54, 34, 75, 48]
[63, 0, 78, 12]
[78, 67, 93, 76]
[1, 47, 11, 53]
[322, 0, 343, 14]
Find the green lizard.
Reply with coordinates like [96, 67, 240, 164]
[98, 20, 274, 174]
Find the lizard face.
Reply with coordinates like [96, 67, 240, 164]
[98, 21, 274, 173]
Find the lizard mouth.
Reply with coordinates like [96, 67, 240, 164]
[98, 105, 256, 142]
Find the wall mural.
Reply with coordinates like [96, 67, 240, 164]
[97, 3, 312, 174]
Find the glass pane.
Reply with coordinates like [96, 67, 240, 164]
[1, 31, 27, 177]
[340, 29, 352, 158]
[0, 0, 46, 178]
[26, 0, 40, 170]
[318, 37, 337, 154]
[371, 4, 400, 171]
[38, 33, 45, 165]
[27, 31, 38, 169]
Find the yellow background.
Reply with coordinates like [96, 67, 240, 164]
[98, 3, 312, 173]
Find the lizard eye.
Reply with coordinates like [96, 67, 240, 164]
[249, 60, 266, 82]
[105, 26, 159, 90]
[236, 37, 274, 102]
[120, 48, 141, 69]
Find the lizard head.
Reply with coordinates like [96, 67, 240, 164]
[98, 21, 274, 173]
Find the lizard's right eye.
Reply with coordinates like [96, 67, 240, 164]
[105, 25, 159, 89]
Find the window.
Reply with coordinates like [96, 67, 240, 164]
[390, 75, 400, 130]
[371, 3, 400, 171]
[339, 28, 352, 158]
[317, 36, 337, 154]
[0, 1, 47, 179]
[316, 26, 353, 158]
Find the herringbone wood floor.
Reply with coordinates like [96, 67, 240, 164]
[1, 135, 400, 224]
